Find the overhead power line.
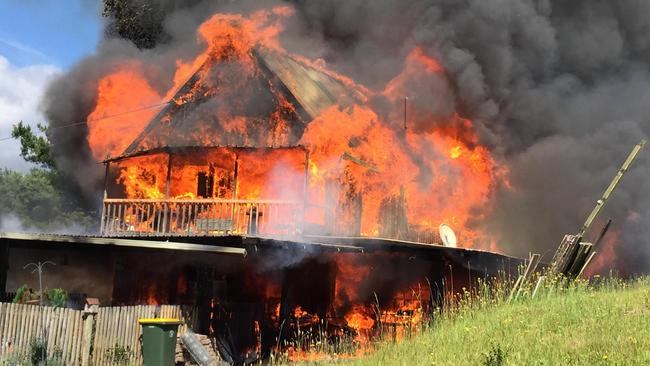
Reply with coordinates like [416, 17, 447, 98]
[0, 101, 172, 143]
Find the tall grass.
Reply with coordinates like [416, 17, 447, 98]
[346, 275, 650, 365]
[278, 271, 650, 365]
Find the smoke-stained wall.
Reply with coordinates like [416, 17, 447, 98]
[43, 0, 650, 273]
[5, 245, 116, 303]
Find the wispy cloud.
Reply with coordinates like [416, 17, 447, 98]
[0, 36, 50, 63]
[0, 55, 61, 171]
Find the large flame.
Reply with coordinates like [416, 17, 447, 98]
[89, 8, 502, 245]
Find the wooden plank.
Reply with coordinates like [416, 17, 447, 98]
[91, 308, 99, 366]
[0, 302, 4, 354]
[125, 307, 132, 364]
[12, 304, 21, 349]
[567, 243, 592, 277]
[532, 276, 546, 298]
[0, 303, 4, 363]
[58, 308, 67, 356]
[25, 304, 35, 353]
[120, 307, 128, 364]
[578, 251, 598, 278]
[65, 308, 75, 364]
[92, 308, 100, 366]
[93, 308, 104, 366]
[69, 310, 80, 365]
[98, 307, 107, 366]
[76, 310, 83, 365]
[14, 304, 23, 354]
[27, 304, 36, 348]
[26, 304, 35, 352]
[103, 307, 113, 366]
[60, 308, 69, 363]
[15, 304, 23, 353]
[51, 308, 61, 356]
[3, 303, 11, 363]
[135, 306, 143, 364]
[122, 306, 130, 352]
[45, 307, 55, 344]
[9, 303, 18, 353]
[57, 308, 66, 362]
[0, 301, 5, 329]
[115, 307, 123, 355]
[99, 307, 113, 365]
[507, 275, 523, 303]
[10, 304, 18, 353]
[0, 303, 3, 362]
[16, 304, 25, 353]
[101, 307, 110, 366]
[131, 306, 139, 365]
[110, 307, 117, 365]
[50, 307, 59, 351]
[118, 306, 125, 356]
[4, 303, 12, 361]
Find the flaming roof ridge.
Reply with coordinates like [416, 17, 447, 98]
[121, 47, 362, 157]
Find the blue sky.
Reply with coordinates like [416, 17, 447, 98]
[0, 0, 102, 170]
[0, 0, 102, 68]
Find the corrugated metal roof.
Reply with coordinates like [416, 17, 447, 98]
[0, 232, 247, 256]
[255, 48, 359, 119]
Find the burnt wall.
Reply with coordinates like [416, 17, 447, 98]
[4, 243, 116, 304]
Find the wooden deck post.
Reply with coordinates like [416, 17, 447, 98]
[162, 153, 173, 234]
[233, 153, 239, 200]
[232, 154, 239, 230]
[100, 162, 110, 235]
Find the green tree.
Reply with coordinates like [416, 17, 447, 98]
[1, 122, 94, 231]
[11, 121, 55, 169]
[0, 168, 93, 230]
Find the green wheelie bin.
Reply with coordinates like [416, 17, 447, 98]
[138, 318, 182, 366]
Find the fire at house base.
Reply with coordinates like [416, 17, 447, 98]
[0, 232, 522, 362]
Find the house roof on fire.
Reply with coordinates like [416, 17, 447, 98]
[121, 47, 363, 157]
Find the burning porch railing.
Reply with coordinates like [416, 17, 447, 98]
[101, 198, 303, 238]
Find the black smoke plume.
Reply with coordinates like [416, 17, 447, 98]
[43, 0, 650, 274]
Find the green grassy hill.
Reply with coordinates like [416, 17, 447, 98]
[347, 278, 650, 366]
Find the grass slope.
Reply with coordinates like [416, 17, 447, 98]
[348, 278, 650, 366]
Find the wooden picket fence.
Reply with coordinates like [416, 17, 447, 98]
[0, 303, 198, 366]
[92, 305, 198, 366]
[0, 303, 84, 365]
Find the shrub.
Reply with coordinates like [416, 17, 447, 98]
[482, 344, 508, 366]
[106, 344, 133, 365]
[13, 284, 28, 303]
[30, 338, 48, 365]
[47, 288, 67, 308]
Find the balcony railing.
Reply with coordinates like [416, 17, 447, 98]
[100, 198, 303, 238]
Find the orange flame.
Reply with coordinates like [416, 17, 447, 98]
[89, 6, 505, 249]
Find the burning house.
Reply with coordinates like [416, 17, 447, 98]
[1, 7, 525, 362]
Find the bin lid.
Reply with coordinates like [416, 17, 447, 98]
[138, 318, 182, 325]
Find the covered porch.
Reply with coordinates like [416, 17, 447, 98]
[100, 145, 309, 238]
